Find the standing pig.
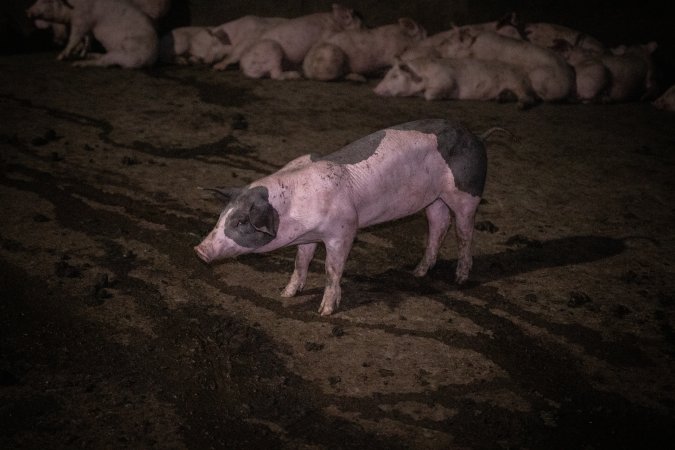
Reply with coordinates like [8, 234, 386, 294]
[237, 3, 362, 80]
[159, 26, 231, 65]
[195, 119, 490, 316]
[653, 84, 675, 111]
[302, 18, 426, 82]
[439, 30, 575, 102]
[26, 0, 158, 68]
[211, 15, 289, 70]
[373, 57, 537, 108]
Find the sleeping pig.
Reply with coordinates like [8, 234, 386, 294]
[374, 57, 538, 108]
[159, 26, 231, 65]
[195, 119, 493, 315]
[302, 18, 426, 82]
[237, 3, 362, 80]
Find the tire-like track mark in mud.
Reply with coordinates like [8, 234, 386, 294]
[3, 159, 674, 448]
[0, 93, 280, 174]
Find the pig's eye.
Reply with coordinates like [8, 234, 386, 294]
[236, 217, 249, 227]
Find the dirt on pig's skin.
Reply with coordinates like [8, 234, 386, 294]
[1, 53, 675, 449]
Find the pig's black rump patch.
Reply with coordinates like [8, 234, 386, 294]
[392, 119, 487, 197]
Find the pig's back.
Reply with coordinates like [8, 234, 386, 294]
[316, 119, 486, 227]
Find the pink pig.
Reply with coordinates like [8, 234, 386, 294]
[302, 18, 426, 82]
[159, 26, 232, 65]
[374, 57, 537, 108]
[438, 30, 575, 102]
[237, 3, 362, 80]
[26, 0, 158, 68]
[210, 15, 289, 70]
[195, 119, 493, 315]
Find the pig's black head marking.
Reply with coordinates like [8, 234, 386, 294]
[205, 187, 242, 204]
[312, 130, 386, 165]
[222, 186, 279, 248]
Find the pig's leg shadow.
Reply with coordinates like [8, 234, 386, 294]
[336, 234, 634, 313]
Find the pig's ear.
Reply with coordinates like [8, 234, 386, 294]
[612, 44, 627, 55]
[645, 41, 658, 53]
[211, 28, 231, 45]
[399, 18, 420, 36]
[496, 12, 514, 29]
[201, 187, 241, 204]
[400, 63, 423, 83]
[332, 4, 355, 24]
[551, 38, 572, 52]
[249, 201, 279, 237]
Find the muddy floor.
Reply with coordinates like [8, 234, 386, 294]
[1, 52, 674, 449]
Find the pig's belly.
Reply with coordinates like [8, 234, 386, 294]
[353, 169, 448, 228]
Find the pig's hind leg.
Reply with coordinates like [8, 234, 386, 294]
[281, 243, 318, 297]
[445, 194, 482, 284]
[58, 20, 90, 61]
[413, 199, 452, 277]
[72, 51, 148, 69]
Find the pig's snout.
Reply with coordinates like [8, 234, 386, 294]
[194, 243, 213, 263]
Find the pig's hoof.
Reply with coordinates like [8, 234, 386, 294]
[281, 285, 299, 297]
[318, 297, 339, 316]
[412, 266, 428, 277]
[318, 304, 335, 316]
[454, 273, 469, 285]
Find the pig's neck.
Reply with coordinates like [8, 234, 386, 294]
[51, 6, 73, 24]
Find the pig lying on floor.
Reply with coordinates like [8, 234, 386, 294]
[195, 119, 500, 315]
[236, 3, 362, 80]
[26, 0, 158, 68]
[374, 57, 538, 108]
[302, 18, 426, 82]
[159, 26, 231, 65]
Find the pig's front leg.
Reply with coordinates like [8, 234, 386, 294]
[414, 199, 452, 277]
[281, 243, 317, 297]
[58, 20, 90, 61]
[318, 234, 355, 316]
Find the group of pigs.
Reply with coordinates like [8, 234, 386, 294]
[26, 0, 675, 110]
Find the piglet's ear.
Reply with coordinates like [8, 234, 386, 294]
[249, 201, 279, 237]
[211, 27, 231, 45]
[200, 187, 241, 204]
